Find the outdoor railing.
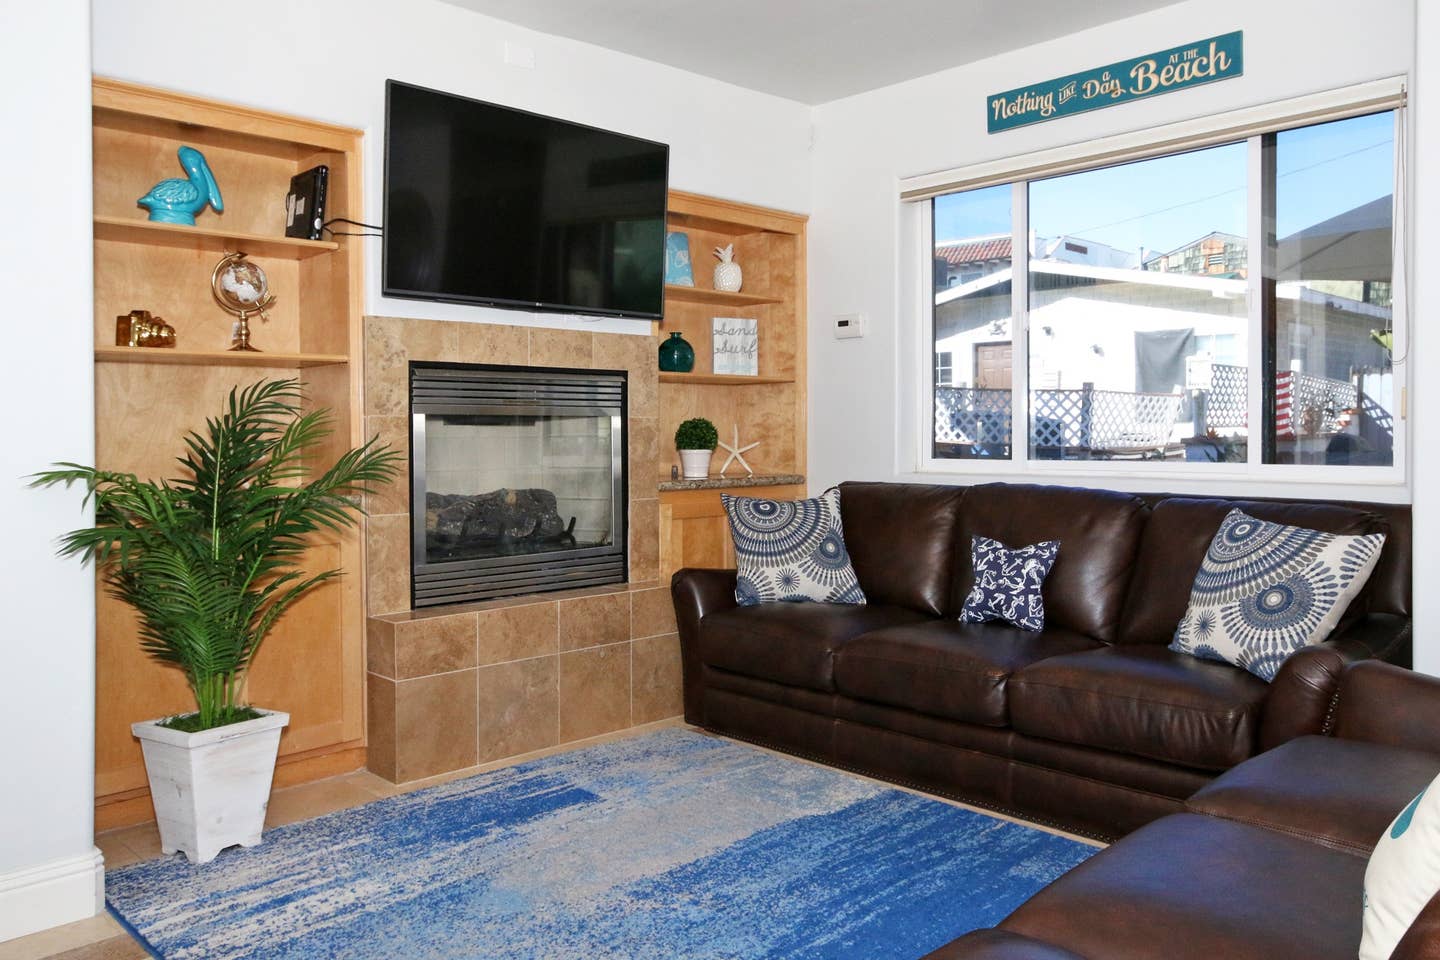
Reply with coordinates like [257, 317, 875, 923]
[935, 385, 1181, 456]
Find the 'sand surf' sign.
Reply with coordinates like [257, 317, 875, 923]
[987, 32, 1244, 133]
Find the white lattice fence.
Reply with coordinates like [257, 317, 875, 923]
[1207, 363, 1248, 429]
[1030, 389, 1181, 452]
[1088, 391, 1183, 449]
[935, 387, 1012, 445]
[1292, 373, 1358, 436]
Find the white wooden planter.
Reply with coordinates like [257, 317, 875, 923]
[131, 708, 289, 864]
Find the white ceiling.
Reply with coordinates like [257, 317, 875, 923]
[441, 0, 1184, 105]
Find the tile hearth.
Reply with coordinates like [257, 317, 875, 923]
[361, 316, 678, 784]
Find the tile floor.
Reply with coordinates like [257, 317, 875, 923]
[0, 720, 1099, 960]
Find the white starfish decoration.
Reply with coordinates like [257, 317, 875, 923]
[717, 424, 760, 477]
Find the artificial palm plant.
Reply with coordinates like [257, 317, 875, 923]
[33, 378, 399, 731]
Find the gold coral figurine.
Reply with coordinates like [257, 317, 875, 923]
[116, 310, 176, 348]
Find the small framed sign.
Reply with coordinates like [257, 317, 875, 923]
[712, 317, 758, 376]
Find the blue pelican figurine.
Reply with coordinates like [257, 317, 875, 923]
[137, 146, 223, 225]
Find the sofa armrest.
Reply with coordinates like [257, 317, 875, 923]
[1331, 658, 1440, 754]
[1258, 613, 1411, 751]
[671, 568, 738, 725]
[921, 929, 1086, 960]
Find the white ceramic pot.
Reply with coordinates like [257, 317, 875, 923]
[131, 708, 289, 864]
[679, 448, 713, 479]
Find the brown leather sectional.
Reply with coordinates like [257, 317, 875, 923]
[670, 481, 1412, 840]
[926, 660, 1440, 960]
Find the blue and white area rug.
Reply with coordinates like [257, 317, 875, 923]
[107, 729, 1094, 959]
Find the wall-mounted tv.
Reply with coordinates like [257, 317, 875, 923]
[383, 80, 669, 320]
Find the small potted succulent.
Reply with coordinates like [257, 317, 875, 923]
[32, 379, 399, 863]
[675, 417, 719, 479]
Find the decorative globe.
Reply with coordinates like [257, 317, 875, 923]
[212, 256, 270, 316]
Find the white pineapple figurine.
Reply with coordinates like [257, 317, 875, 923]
[713, 244, 743, 292]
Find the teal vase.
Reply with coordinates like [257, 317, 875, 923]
[658, 331, 695, 372]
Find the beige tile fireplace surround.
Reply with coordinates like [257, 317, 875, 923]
[362, 316, 681, 783]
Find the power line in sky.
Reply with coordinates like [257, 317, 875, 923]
[1061, 139, 1392, 240]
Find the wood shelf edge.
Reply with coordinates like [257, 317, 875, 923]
[657, 372, 794, 385]
[94, 215, 340, 258]
[667, 188, 808, 234]
[95, 347, 350, 368]
[663, 284, 783, 307]
[93, 76, 363, 152]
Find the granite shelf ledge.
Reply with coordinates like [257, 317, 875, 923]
[657, 474, 805, 492]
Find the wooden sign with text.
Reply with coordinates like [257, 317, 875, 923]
[987, 32, 1244, 133]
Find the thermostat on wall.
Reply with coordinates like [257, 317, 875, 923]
[834, 313, 865, 339]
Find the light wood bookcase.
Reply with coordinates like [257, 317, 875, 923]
[657, 192, 808, 575]
[90, 78, 368, 829]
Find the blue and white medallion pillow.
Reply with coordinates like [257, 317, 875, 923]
[1361, 772, 1440, 960]
[959, 535, 1060, 632]
[721, 488, 866, 606]
[1170, 509, 1386, 682]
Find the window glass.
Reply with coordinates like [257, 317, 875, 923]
[932, 184, 1013, 459]
[1027, 143, 1249, 463]
[1265, 113, 1395, 466]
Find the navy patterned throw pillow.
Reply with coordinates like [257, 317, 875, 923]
[959, 535, 1060, 632]
[721, 488, 866, 606]
[1170, 509, 1386, 682]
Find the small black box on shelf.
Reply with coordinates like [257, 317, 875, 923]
[284, 165, 328, 240]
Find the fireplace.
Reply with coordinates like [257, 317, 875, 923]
[410, 362, 627, 607]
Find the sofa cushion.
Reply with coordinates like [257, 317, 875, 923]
[1120, 497, 1386, 645]
[1170, 509, 1386, 681]
[950, 483, 1147, 641]
[1001, 813, 1367, 960]
[839, 481, 966, 616]
[697, 602, 930, 692]
[1186, 735, 1440, 855]
[959, 536, 1060, 632]
[723, 488, 866, 605]
[1009, 646, 1269, 770]
[834, 620, 1100, 726]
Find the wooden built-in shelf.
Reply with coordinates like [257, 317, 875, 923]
[667, 211, 771, 237]
[89, 77, 368, 831]
[94, 215, 340, 260]
[658, 372, 794, 386]
[663, 284, 783, 307]
[95, 346, 349, 368]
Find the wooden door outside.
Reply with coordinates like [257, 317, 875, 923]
[975, 342, 1013, 390]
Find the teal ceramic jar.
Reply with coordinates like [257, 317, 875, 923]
[658, 331, 695, 372]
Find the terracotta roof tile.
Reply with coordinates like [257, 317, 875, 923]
[936, 236, 1012, 266]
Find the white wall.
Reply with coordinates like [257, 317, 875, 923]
[1409, 3, 1438, 677]
[0, 0, 103, 941]
[91, 0, 813, 335]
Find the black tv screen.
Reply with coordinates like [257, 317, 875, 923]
[383, 81, 669, 319]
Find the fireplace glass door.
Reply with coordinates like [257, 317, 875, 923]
[411, 365, 627, 606]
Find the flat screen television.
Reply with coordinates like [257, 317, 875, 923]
[383, 80, 669, 320]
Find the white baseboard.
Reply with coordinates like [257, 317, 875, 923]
[0, 848, 105, 944]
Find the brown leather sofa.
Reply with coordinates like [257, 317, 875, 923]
[925, 659, 1440, 960]
[671, 481, 1412, 840]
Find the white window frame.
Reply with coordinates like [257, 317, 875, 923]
[908, 78, 1409, 489]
